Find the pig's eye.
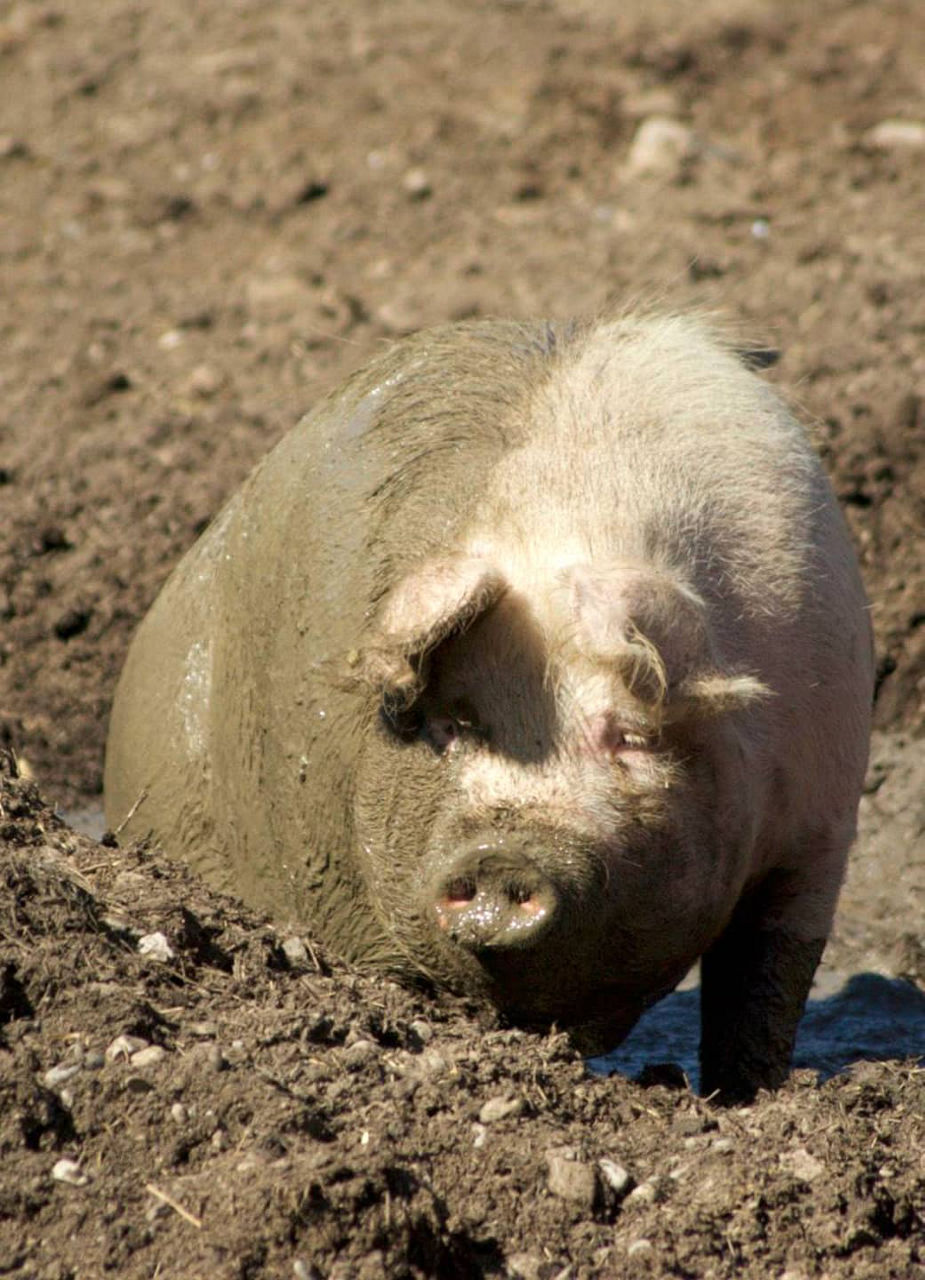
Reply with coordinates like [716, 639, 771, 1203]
[424, 700, 484, 754]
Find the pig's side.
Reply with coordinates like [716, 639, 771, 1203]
[104, 314, 873, 1100]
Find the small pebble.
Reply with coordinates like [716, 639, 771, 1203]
[170, 1102, 188, 1124]
[598, 1158, 634, 1200]
[479, 1095, 525, 1124]
[710, 1136, 735, 1154]
[343, 1038, 378, 1067]
[203, 1043, 226, 1072]
[864, 119, 925, 150]
[138, 931, 175, 961]
[416, 1048, 450, 1077]
[402, 168, 431, 199]
[187, 363, 224, 397]
[471, 1123, 487, 1149]
[83, 1050, 105, 1070]
[106, 1034, 149, 1062]
[409, 1018, 433, 1044]
[52, 1158, 87, 1187]
[625, 1179, 658, 1206]
[627, 1238, 653, 1258]
[0, 135, 29, 159]
[546, 1152, 599, 1209]
[281, 935, 309, 966]
[624, 116, 698, 176]
[188, 1021, 218, 1038]
[506, 1252, 561, 1280]
[131, 1045, 166, 1068]
[43, 1061, 82, 1089]
[124, 1075, 154, 1094]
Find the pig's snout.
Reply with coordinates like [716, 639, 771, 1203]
[432, 840, 560, 952]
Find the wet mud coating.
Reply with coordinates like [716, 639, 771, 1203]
[1, 0, 924, 1276]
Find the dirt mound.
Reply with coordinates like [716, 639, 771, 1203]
[2, 762, 924, 1279]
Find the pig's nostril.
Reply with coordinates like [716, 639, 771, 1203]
[443, 875, 477, 905]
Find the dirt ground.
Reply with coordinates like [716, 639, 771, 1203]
[1, 0, 924, 1276]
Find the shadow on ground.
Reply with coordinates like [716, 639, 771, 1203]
[591, 972, 925, 1090]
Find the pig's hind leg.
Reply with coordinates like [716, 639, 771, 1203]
[699, 871, 830, 1103]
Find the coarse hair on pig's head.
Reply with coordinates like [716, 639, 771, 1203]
[348, 552, 770, 757]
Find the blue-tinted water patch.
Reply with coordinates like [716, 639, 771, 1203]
[589, 972, 925, 1091]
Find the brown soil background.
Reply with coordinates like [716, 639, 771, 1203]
[1, 0, 924, 1276]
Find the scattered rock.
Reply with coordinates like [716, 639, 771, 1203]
[623, 116, 698, 176]
[137, 931, 175, 962]
[43, 1062, 82, 1089]
[598, 1158, 634, 1200]
[864, 120, 925, 150]
[506, 1252, 563, 1280]
[131, 1044, 167, 1068]
[343, 1038, 379, 1068]
[105, 1034, 150, 1062]
[479, 1095, 525, 1123]
[52, 1159, 87, 1187]
[625, 1179, 658, 1207]
[187, 364, 225, 397]
[281, 935, 309, 966]
[188, 1021, 218, 1039]
[546, 1149, 600, 1209]
[402, 168, 432, 200]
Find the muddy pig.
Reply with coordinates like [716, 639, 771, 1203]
[104, 313, 873, 1100]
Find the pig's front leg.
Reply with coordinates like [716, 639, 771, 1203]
[699, 875, 827, 1103]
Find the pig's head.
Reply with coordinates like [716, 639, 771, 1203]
[350, 553, 768, 1049]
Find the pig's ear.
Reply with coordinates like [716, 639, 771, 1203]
[352, 557, 507, 706]
[566, 563, 708, 706]
[565, 563, 769, 717]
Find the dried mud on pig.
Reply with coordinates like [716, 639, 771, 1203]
[1, 0, 924, 1275]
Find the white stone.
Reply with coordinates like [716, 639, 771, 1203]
[624, 116, 698, 176]
[865, 120, 925, 150]
[599, 1158, 634, 1198]
[52, 1158, 87, 1187]
[478, 1094, 524, 1123]
[138, 931, 175, 961]
[105, 1034, 149, 1062]
[43, 1061, 82, 1089]
[131, 1044, 167, 1068]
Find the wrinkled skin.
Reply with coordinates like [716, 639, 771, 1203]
[105, 314, 873, 1101]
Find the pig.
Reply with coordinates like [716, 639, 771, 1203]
[104, 313, 873, 1101]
